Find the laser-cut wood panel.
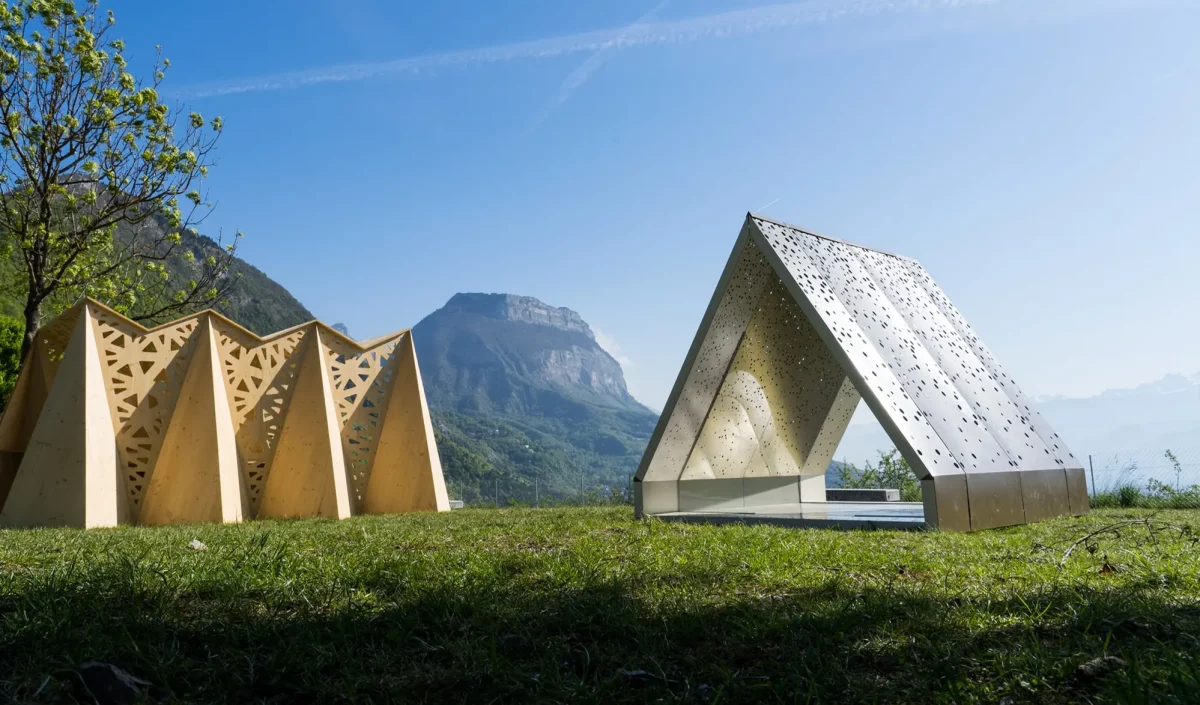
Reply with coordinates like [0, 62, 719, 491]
[322, 333, 402, 512]
[140, 318, 245, 525]
[210, 318, 309, 514]
[91, 307, 201, 519]
[259, 327, 353, 520]
[363, 333, 450, 514]
[0, 299, 448, 528]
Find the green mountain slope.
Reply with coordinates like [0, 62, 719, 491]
[0, 215, 313, 335]
[165, 228, 315, 335]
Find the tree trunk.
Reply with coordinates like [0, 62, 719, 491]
[20, 296, 41, 363]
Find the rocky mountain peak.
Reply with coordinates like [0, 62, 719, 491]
[414, 292, 649, 418]
[443, 293, 594, 339]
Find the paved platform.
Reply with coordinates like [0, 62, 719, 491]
[655, 501, 927, 531]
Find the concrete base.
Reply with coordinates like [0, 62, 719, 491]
[449, 499, 464, 510]
[825, 488, 899, 502]
[654, 501, 926, 531]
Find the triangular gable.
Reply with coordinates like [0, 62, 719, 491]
[634, 214, 1088, 531]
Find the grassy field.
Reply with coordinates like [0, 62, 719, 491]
[1, 508, 1198, 704]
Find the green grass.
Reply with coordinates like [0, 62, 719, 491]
[1, 508, 1199, 704]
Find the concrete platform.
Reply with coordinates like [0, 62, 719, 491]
[654, 501, 927, 531]
[825, 488, 900, 502]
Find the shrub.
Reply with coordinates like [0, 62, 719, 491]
[1145, 479, 1200, 510]
[1118, 484, 1142, 508]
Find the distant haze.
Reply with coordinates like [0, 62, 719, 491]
[834, 372, 1200, 485]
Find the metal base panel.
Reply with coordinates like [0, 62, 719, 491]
[655, 501, 926, 531]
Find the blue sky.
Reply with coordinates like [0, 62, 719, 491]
[110, 0, 1200, 410]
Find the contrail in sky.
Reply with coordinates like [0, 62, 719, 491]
[525, 0, 671, 133]
[755, 197, 783, 212]
[179, 0, 1000, 98]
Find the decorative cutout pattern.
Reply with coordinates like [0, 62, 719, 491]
[211, 319, 309, 513]
[323, 333, 402, 510]
[91, 308, 200, 511]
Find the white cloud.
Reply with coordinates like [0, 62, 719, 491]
[178, 0, 1002, 99]
[593, 328, 634, 369]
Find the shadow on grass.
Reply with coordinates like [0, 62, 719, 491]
[2, 565, 1198, 704]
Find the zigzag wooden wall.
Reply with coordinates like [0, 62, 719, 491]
[0, 300, 449, 528]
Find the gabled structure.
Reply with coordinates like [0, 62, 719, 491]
[634, 215, 1088, 531]
[0, 299, 449, 528]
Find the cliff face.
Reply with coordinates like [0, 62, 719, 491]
[441, 293, 593, 336]
[414, 293, 645, 417]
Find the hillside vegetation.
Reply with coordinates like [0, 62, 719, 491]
[0, 219, 314, 407]
[0, 508, 1197, 703]
[0, 215, 314, 339]
[433, 408, 656, 503]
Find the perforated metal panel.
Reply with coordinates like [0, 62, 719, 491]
[637, 226, 773, 486]
[634, 213, 1088, 530]
[853, 249, 1058, 467]
[900, 259, 1081, 470]
[752, 219, 962, 481]
[680, 278, 858, 486]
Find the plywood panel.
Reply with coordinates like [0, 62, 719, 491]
[259, 327, 352, 519]
[1, 307, 126, 527]
[141, 317, 246, 525]
[363, 333, 449, 514]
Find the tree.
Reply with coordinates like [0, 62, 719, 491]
[0, 0, 239, 360]
[837, 448, 922, 502]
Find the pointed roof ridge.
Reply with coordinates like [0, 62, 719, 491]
[746, 212, 918, 263]
[49, 297, 408, 353]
